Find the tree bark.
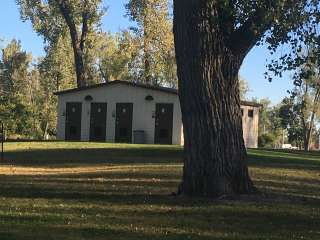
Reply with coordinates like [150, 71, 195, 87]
[302, 86, 320, 151]
[42, 121, 49, 140]
[143, 2, 152, 85]
[174, 1, 256, 197]
[144, 32, 152, 84]
[57, 0, 88, 88]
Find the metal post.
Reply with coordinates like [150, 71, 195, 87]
[1, 122, 3, 161]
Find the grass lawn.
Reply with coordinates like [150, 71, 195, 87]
[0, 142, 319, 240]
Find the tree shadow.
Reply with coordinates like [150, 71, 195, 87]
[3, 146, 320, 172]
[0, 224, 228, 240]
[0, 169, 318, 207]
[1, 147, 183, 167]
[248, 150, 320, 171]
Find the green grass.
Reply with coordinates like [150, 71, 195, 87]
[0, 142, 319, 240]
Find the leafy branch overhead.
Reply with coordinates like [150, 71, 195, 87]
[203, 1, 313, 55]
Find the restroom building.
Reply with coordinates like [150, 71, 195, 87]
[55, 80, 260, 147]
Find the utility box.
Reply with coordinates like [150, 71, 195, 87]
[133, 130, 145, 144]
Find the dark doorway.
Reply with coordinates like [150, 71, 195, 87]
[90, 103, 107, 141]
[154, 103, 174, 144]
[115, 103, 133, 143]
[65, 102, 82, 141]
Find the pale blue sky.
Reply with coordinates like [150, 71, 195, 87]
[0, 0, 292, 104]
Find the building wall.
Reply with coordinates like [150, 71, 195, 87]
[57, 84, 183, 144]
[178, 105, 259, 148]
[241, 105, 259, 148]
[57, 83, 260, 147]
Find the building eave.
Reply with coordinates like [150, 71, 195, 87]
[54, 80, 178, 96]
[54, 80, 261, 108]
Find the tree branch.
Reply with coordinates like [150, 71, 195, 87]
[227, 8, 272, 56]
[80, 0, 90, 51]
[56, 0, 79, 46]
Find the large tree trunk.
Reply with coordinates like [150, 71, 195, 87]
[174, 1, 256, 197]
[303, 88, 320, 151]
[144, 35, 152, 84]
[304, 121, 313, 151]
[73, 45, 86, 87]
[57, 0, 87, 88]
[143, 7, 152, 85]
[42, 121, 49, 140]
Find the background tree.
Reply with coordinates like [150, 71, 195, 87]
[37, 40, 75, 139]
[253, 98, 285, 148]
[256, 98, 279, 148]
[173, 1, 320, 197]
[278, 98, 302, 148]
[0, 39, 39, 138]
[126, 0, 177, 87]
[17, 0, 104, 87]
[40, 36, 76, 91]
[36, 67, 60, 139]
[257, 98, 272, 136]
[239, 77, 250, 100]
[96, 31, 138, 82]
[0, 38, 73, 140]
[280, 56, 320, 151]
[16, 0, 108, 138]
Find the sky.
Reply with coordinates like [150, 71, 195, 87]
[0, 0, 293, 104]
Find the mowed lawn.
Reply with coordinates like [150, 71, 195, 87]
[0, 142, 319, 240]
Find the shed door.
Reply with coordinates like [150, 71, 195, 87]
[65, 102, 82, 141]
[115, 103, 133, 143]
[90, 103, 107, 141]
[154, 103, 173, 144]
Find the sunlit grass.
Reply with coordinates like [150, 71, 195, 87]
[0, 142, 319, 239]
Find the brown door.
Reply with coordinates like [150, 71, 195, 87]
[90, 103, 107, 141]
[154, 103, 173, 144]
[115, 103, 133, 143]
[65, 102, 82, 141]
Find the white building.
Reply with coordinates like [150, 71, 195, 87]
[55, 80, 260, 147]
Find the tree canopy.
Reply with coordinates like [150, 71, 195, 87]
[126, 0, 177, 87]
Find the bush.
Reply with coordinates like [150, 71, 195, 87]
[258, 133, 275, 148]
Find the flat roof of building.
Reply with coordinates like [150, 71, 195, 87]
[54, 80, 262, 107]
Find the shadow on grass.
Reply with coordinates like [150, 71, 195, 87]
[248, 149, 320, 171]
[0, 217, 226, 240]
[0, 190, 319, 240]
[2, 147, 320, 172]
[0, 225, 230, 240]
[1, 147, 184, 167]
[0, 171, 318, 207]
